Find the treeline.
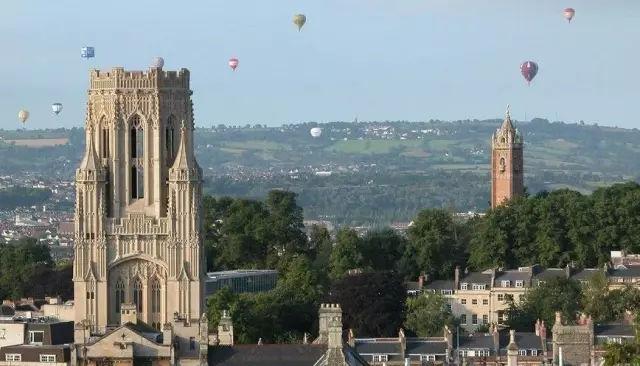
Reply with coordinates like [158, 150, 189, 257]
[0, 187, 52, 210]
[0, 238, 73, 301]
[203, 182, 640, 343]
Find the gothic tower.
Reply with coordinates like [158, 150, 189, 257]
[491, 106, 524, 208]
[73, 66, 204, 347]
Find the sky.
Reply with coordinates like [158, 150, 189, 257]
[0, 0, 638, 129]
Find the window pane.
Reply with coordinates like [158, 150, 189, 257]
[137, 165, 144, 198]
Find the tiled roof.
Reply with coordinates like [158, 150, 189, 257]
[498, 332, 545, 350]
[208, 344, 328, 366]
[571, 269, 602, 281]
[610, 266, 640, 278]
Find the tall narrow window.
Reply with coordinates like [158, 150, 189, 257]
[151, 279, 161, 314]
[166, 116, 176, 165]
[115, 280, 125, 314]
[130, 115, 144, 199]
[133, 279, 143, 313]
[101, 128, 109, 158]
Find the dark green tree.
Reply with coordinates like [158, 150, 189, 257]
[405, 292, 458, 337]
[329, 228, 363, 280]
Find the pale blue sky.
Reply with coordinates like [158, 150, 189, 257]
[0, 0, 638, 129]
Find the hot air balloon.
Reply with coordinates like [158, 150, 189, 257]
[81, 46, 95, 59]
[520, 61, 539, 85]
[18, 110, 29, 125]
[310, 127, 322, 138]
[52, 103, 63, 115]
[228, 58, 239, 71]
[152, 57, 165, 68]
[563, 8, 575, 23]
[293, 14, 307, 31]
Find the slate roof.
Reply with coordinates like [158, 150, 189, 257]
[610, 266, 640, 278]
[595, 324, 635, 337]
[459, 272, 492, 287]
[498, 332, 545, 350]
[494, 271, 531, 287]
[354, 340, 401, 355]
[532, 268, 567, 284]
[0, 305, 15, 317]
[406, 340, 448, 355]
[458, 334, 494, 349]
[208, 344, 328, 366]
[424, 280, 455, 291]
[571, 269, 602, 281]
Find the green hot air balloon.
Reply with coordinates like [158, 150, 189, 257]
[293, 14, 306, 31]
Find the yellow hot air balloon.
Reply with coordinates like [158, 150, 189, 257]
[18, 110, 29, 125]
[293, 14, 306, 31]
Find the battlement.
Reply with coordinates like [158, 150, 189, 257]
[90, 67, 190, 91]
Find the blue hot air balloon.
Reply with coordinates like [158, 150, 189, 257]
[81, 47, 95, 59]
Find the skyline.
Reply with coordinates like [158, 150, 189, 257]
[1, 0, 638, 129]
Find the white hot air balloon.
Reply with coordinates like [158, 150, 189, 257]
[52, 103, 63, 115]
[18, 110, 29, 124]
[152, 57, 165, 68]
[310, 127, 322, 138]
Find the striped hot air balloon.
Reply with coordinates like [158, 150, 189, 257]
[563, 8, 575, 23]
[520, 61, 539, 85]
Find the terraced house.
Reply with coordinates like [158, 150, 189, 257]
[422, 251, 640, 331]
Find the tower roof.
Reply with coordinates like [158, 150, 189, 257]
[171, 122, 196, 171]
[500, 104, 515, 132]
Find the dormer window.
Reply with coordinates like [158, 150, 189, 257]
[501, 280, 511, 287]
[461, 283, 468, 290]
[515, 280, 524, 288]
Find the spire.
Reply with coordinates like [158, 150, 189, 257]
[79, 134, 99, 171]
[500, 104, 515, 131]
[171, 121, 195, 169]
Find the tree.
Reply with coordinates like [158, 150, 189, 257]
[405, 292, 458, 337]
[403, 209, 466, 279]
[506, 277, 582, 332]
[327, 271, 406, 337]
[329, 228, 363, 280]
[582, 271, 612, 322]
[360, 228, 407, 272]
[308, 225, 333, 288]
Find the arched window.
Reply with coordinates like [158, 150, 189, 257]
[100, 118, 109, 158]
[151, 279, 161, 314]
[130, 116, 144, 199]
[132, 278, 143, 313]
[499, 157, 506, 172]
[115, 280, 125, 314]
[166, 115, 176, 165]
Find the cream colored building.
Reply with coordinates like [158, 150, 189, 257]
[73, 65, 206, 363]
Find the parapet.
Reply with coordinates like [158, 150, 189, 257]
[90, 67, 190, 91]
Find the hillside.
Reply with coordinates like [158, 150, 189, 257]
[2, 119, 639, 225]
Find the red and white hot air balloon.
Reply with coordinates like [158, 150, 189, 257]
[563, 8, 575, 23]
[520, 61, 539, 86]
[228, 58, 239, 71]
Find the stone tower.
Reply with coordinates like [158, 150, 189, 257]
[491, 106, 524, 208]
[73, 66, 204, 348]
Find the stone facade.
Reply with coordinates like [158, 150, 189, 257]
[491, 106, 524, 208]
[551, 312, 593, 366]
[73, 66, 205, 362]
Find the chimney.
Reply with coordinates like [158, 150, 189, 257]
[418, 274, 425, 290]
[491, 324, 500, 353]
[535, 319, 541, 336]
[120, 303, 137, 325]
[217, 310, 234, 346]
[565, 264, 571, 278]
[317, 304, 343, 347]
[507, 330, 519, 366]
[399, 328, 406, 359]
[454, 266, 460, 289]
[444, 325, 453, 357]
[555, 311, 563, 326]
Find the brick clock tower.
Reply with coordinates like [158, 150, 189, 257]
[491, 106, 524, 208]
